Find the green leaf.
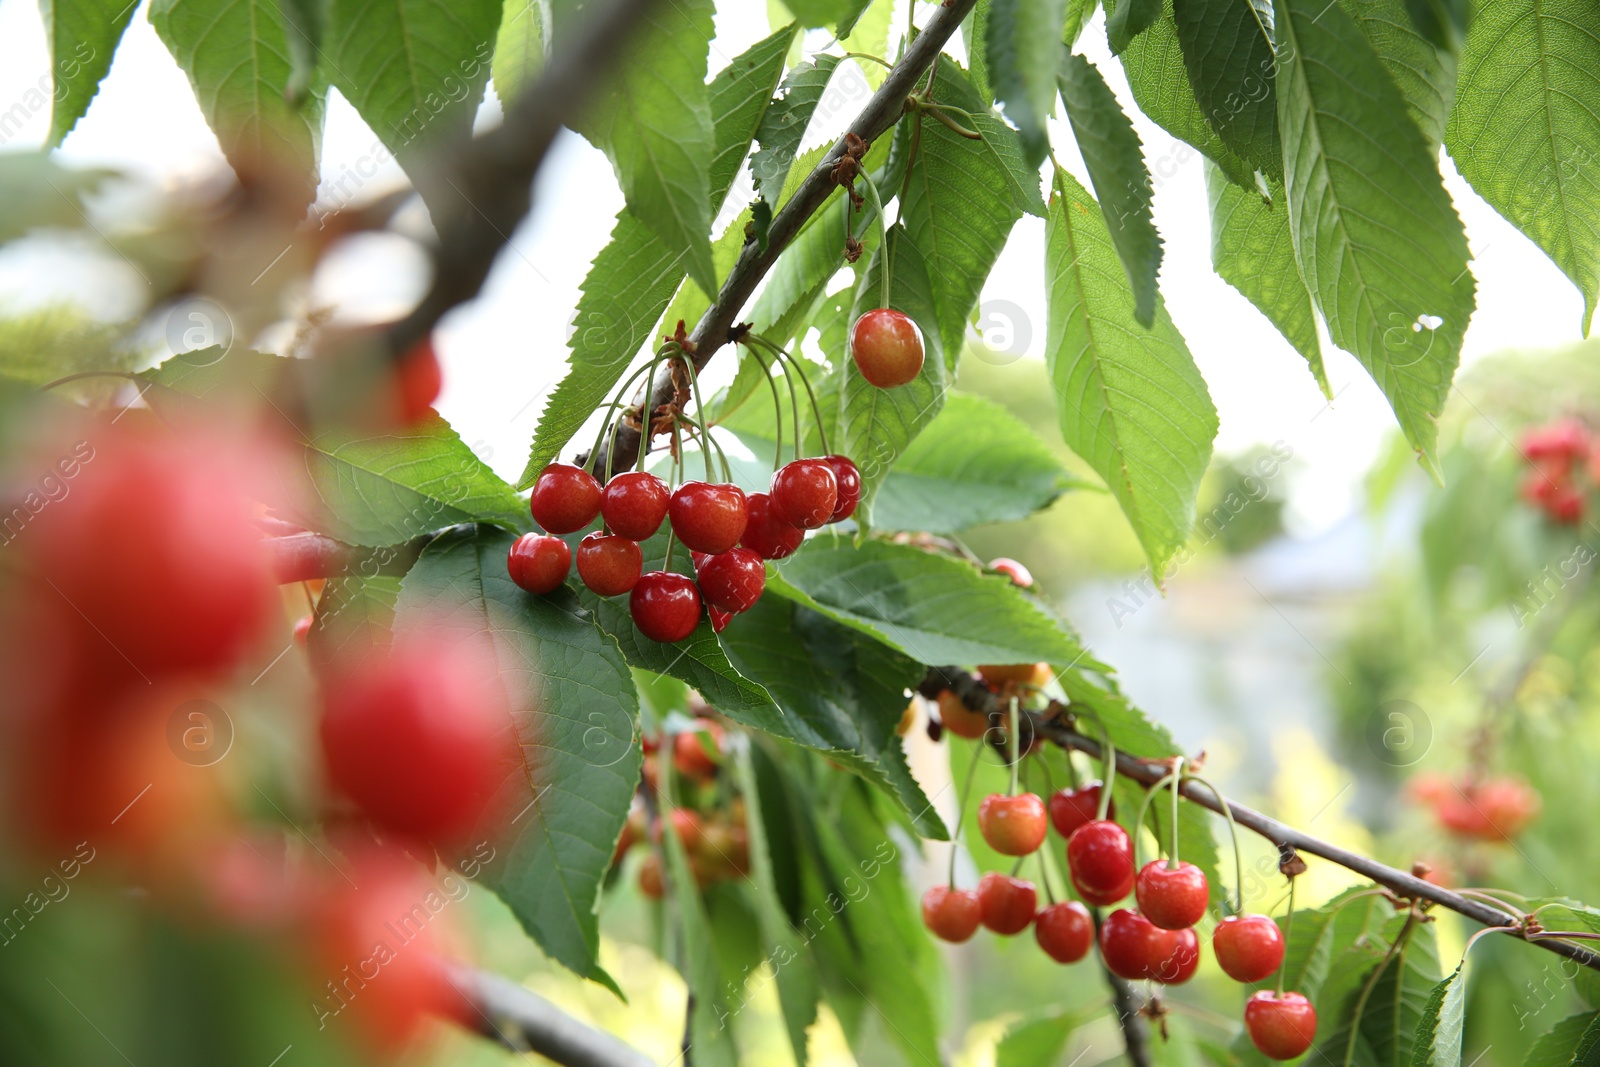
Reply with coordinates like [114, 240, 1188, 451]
[1107, 0, 1162, 52]
[1345, 0, 1458, 148]
[305, 574, 401, 671]
[899, 61, 1028, 364]
[1058, 52, 1164, 327]
[719, 595, 945, 838]
[1404, 0, 1468, 51]
[779, 0, 856, 28]
[1364, 921, 1442, 1066]
[1044, 167, 1218, 580]
[1528, 1012, 1600, 1067]
[492, 0, 544, 107]
[0, 154, 118, 245]
[997, 1009, 1082, 1067]
[149, 0, 326, 213]
[1409, 962, 1466, 1067]
[986, 0, 1068, 145]
[568, 0, 717, 296]
[1445, 0, 1600, 335]
[41, 0, 138, 147]
[516, 26, 795, 488]
[396, 526, 639, 984]
[765, 532, 1088, 666]
[321, 0, 497, 208]
[753, 55, 844, 212]
[870, 392, 1084, 533]
[841, 1, 892, 84]
[1206, 162, 1329, 396]
[1276, 0, 1474, 473]
[1303, 914, 1439, 1067]
[1172, 0, 1280, 177]
[1065, 0, 1099, 47]
[1113, 0, 1256, 188]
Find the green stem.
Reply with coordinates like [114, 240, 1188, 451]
[949, 743, 983, 888]
[1184, 773, 1244, 915]
[741, 344, 786, 476]
[1008, 697, 1020, 796]
[922, 102, 982, 138]
[843, 50, 893, 69]
[748, 334, 832, 455]
[662, 425, 682, 570]
[676, 354, 715, 483]
[587, 358, 659, 483]
[1277, 876, 1297, 996]
[856, 170, 892, 310]
[1341, 913, 1415, 1067]
[635, 344, 677, 475]
[1132, 771, 1178, 870]
[1168, 757, 1185, 870]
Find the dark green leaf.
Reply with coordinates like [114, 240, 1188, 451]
[516, 26, 795, 488]
[1445, 0, 1600, 335]
[150, 0, 326, 213]
[780, 0, 857, 28]
[1345, 0, 1458, 148]
[567, 0, 717, 295]
[1107, 0, 1162, 52]
[1058, 52, 1164, 327]
[1172, 0, 1280, 177]
[871, 392, 1085, 533]
[899, 61, 1028, 363]
[1527, 1012, 1600, 1067]
[996, 1009, 1081, 1067]
[41, 0, 138, 147]
[766, 531, 1088, 666]
[836, 0, 876, 37]
[1206, 162, 1328, 396]
[1276, 0, 1474, 474]
[1409, 962, 1466, 1067]
[1044, 167, 1217, 580]
[306, 574, 402, 671]
[396, 526, 639, 985]
[1404, 0, 1468, 51]
[492, 0, 545, 107]
[753, 55, 844, 211]
[986, 0, 1068, 145]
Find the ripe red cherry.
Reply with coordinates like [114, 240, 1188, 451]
[978, 871, 1037, 935]
[630, 571, 702, 642]
[673, 719, 723, 780]
[601, 471, 670, 540]
[696, 547, 766, 613]
[1135, 860, 1209, 930]
[530, 462, 602, 534]
[739, 492, 805, 559]
[669, 481, 748, 554]
[1066, 819, 1134, 905]
[921, 885, 981, 943]
[26, 428, 275, 679]
[1035, 901, 1093, 963]
[507, 533, 571, 593]
[1049, 782, 1113, 838]
[822, 455, 861, 521]
[1522, 418, 1589, 461]
[576, 532, 642, 597]
[770, 458, 838, 529]
[977, 792, 1048, 856]
[1099, 908, 1176, 980]
[1213, 914, 1285, 983]
[1152, 926, 1201, 984]
[1244, 991, 1318, 1060]
[396, 336, 443, 423]
[319, 635, 511, 843]
[989, 557, 1034, 588]
[709, 607, 732, 633]
[850, 307, 924, 388]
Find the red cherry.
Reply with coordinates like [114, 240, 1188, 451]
[1244, 991, 1318, 1060]
[822, 455, 862, 521]
[709, 607, 732, 633]
[1049, 783, 1114, 838]
[652, 807, 705, 851]
[1547, 484, 1585, 523]
[1213, 914, 1285, 983]
[739, 492, 806, 559]
[696, 547, 766, 613]
[1034, 901, 1093, 963]
[319, 635, 512, 843]
[1522, 418, 1589, 461]
[978, 871, 1037, 935]
[977, 792, 1049, 856]
[1151, 925, 1201, 984]
[936, 690, 990, 739]
[25, 428, 275, 679]
[988, 557, 1034, 588]
[1098, 908, 1176, 980]
[673, 719, 723, 780]
[601, 471, 670, 540]
[770, 458, 838, 530]
[850, 308, 924, 388]
[293, 615, 314, 645]
[576, 532, 642, 596]
[1067, 819, 1134, 905]
[1134, 860, 1209, 930]
[638, 853, 665, 898]
[630, 571, 702, 642]
[530, 462, 602, 534]
[507, 533, 571, 593]
[921, 885, 982, 943]
[669, 481, 748, 554]
[396, 337, 443, 423]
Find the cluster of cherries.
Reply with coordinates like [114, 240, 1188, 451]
[506, 452, 860, 642]
[920, 676, 1318, 1061]
[1407, 771, 1541, 842]
[1518, 417, 1596, 523]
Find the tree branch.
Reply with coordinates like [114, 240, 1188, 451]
[1103, 956, 1155, 1067]
[585, 0, 981, 478]
[264, 532, 428, 584]
[448, 965, 655, 1067]
[919, 666, 1600, 974]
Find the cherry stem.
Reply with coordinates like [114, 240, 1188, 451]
[855, 172, 893, 310]
[1039, 850, 1057, 906]
[1183, 773, 1244, 916]
[1277, 875, 1297, 997]
[1132, 771, 1178, 870]
[1166, 757, 1185, 870]
[588, 357, 660, 483]
[675, 355, 716, 483]
[1007, 697, 1020, 796]
[843, 50, 894, 70]
[661, 427, 682, 571]
[949, 742, 983, 889]
[741, 344, 786, 475]
[635, 344, 677, 475]
[746, 333, 832, 456]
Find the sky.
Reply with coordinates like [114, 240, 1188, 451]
[0, 0, 1587, 535]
